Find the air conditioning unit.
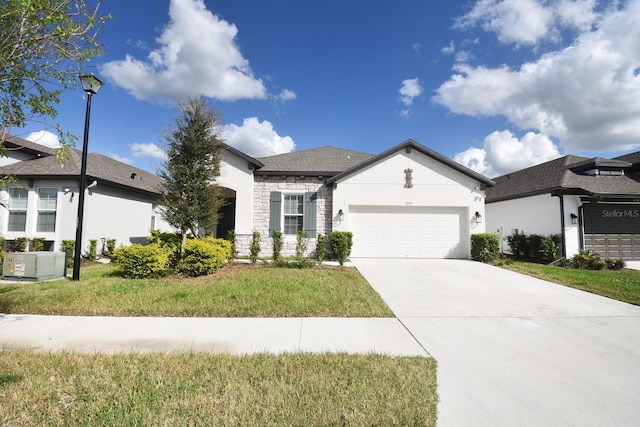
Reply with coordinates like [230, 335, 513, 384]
[3, 252, 66, 282]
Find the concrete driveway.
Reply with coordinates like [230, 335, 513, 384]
[352, 258, 640, 427]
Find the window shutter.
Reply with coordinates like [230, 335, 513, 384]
[303, 192, 317, 238]
[269, 191, 282, 235]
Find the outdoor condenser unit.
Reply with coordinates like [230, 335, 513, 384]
[2, 252, 66, 282]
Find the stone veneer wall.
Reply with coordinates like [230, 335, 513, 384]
[235, 176, 333, 257]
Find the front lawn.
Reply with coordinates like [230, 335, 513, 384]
[0, 350, 438, 426]
[0, 262, 394, 317]
[502, 261, 640, 305]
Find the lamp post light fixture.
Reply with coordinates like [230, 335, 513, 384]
[72, 73, 103, 281]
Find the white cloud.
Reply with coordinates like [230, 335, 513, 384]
[276, 89, 297, 101]
[413, 42, 422, 53]
[25, 130, 60, 148]
[109, 154, 133, 165]
[437, 0, 640, 153]
[399, 78, 423, 107]
[455, 0, 599, 46]
[441, 41, 455, 55]
[454, 130, 562, 177]
[101, 0, 266, 102]
[222, 117, 295, 157]
[556, 0, 598, 31]
[130, 142, 168, 160]
[454, 50, 474, 63]
[455, 0, 555, 46]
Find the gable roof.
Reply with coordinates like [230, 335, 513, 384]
[326, 139, 495, 186]
[221, 142, 264, 169]
[486, 154, 640, 203]
[2, 133, 58, 157]
[2, 135, 163, 196]
[614, 150, 640, 165]
[256, 146, 374, 176]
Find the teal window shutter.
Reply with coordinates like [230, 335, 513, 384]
[269, 191, 282, 234]
[303, 192, 317, 238]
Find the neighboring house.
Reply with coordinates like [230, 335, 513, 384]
[217, 139, 494, 259]
[486, 152, 640, 260]
[0, 134, 171, 254]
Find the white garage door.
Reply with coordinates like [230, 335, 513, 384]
[349, 206, 469, 258]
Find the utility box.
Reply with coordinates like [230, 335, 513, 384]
[3, 252, 66, 282]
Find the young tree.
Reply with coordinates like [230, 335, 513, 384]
[1, 0, 109, 154]
[158, 96, 225, 247]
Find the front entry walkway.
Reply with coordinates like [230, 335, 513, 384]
[352, 258, 640, 427]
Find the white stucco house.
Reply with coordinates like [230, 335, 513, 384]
[486, 152, 640, 260]
[0, 134, 172, 254]
[2, 135, 495, 260]
[217, 139, 495, 259]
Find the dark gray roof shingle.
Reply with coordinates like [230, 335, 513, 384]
[2, 136, 163, 196]
[486, 154, 640, 203]
[257, 146, 374, 175]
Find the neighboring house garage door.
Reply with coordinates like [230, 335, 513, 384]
[583, 203, 640, 260]
[349, 206, 469, 258]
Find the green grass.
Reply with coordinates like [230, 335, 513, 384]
[502, 261, 640, 305]
[0, 350, 438, 426]
[0, 263, 393, 317]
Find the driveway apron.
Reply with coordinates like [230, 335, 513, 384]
[352, 258, 640, 427]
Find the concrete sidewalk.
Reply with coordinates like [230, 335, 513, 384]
[0, 314, 427, 356]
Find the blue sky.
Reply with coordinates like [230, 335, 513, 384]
[19, 0, 640, 177]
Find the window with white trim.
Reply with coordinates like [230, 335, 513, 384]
[37, 188, 58, 232]
[283, 194, 304, 235]
[8, 187, 28, 232]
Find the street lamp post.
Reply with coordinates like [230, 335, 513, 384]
[72, 73, 103, 281]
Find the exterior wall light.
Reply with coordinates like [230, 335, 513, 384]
[570, 213, 578, 224]
[338, 209, 344, 220]
[474, 211, 482, 223]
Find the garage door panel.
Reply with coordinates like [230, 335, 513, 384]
[350, 206, 469, 259]
[583, 204, 640, 260]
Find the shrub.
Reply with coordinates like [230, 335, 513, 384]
[540, 235, 560, 261]
[315, 233, 327, 264]
[103, 238, 117, 256]
[507, 232, 562, 262]
[272, 229, 283, 263]
[0, 237, 5, 261]
[177, 237, 231, 277]
[226, 229, 237, 259]
[471, 233, 500, 263]
[250, 231, 261, 264]
[61, 240, 75, 268]
[14, 237, 28, 252]
[88, 239, 98, 260]
[527, 234, 544, 259]
[330, 231, 353, 266]
[568, 250, 603, 270]
[30, 237, 45, 251]
[111, 244, 170, 278]
[296, 230, 308, 259]
[604, 258, 626, 270]
[148, 230, 182, 267]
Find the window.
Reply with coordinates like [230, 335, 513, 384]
[269, 191, 317, 237]
[283, 194, 304, 234]
[8, 187, 28, 232]
[37, 188, 57, 232]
